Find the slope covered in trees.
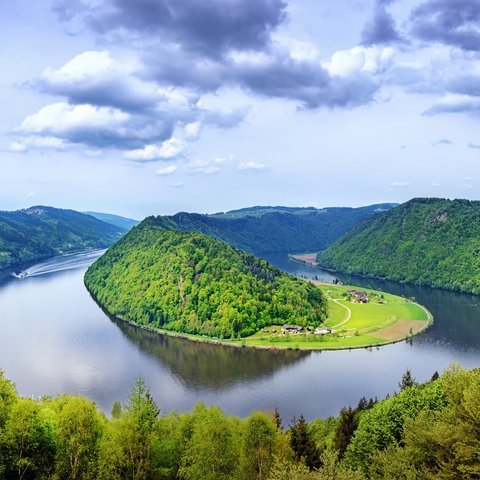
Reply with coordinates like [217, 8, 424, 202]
[317, 198, 480, 294]
[0, 365, 478, 479]
[159, 203, 397, 254]
[0, 206, 125, 272]
[84, 217, 328, 338]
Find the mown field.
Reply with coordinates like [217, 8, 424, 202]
[232, 283, 431, 350]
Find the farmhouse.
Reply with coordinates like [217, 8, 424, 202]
[314, 327, 332, 335]
[347, 289, 368, 303]
[281, 325, 304, 334]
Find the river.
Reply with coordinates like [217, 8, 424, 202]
[1, 251, 479, 421]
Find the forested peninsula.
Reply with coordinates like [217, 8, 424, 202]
[0, 365, 478, 479]
[84, 216, 328, 338]
[317, 198, 480, 294]
[0, 206, 125, 272]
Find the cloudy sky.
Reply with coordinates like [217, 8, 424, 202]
[1, 0, 480, 218]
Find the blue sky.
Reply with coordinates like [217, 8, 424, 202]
[1, 0, 480, 218]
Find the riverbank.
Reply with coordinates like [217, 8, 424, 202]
[289, 253, 319, 266]
[88, 281, 433, 352]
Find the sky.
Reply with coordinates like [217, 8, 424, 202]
[1, 0, 480, 219]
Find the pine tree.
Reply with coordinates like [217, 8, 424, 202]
[289, 415, 321, 470]
[333, 407, 358, 459]
[399, 369, 416, 391]
[274, 405, 283, 430]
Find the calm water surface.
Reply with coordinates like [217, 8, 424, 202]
[1, 251, 479, 421]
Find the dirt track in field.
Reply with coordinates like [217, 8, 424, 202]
[373, 319, 427, 340]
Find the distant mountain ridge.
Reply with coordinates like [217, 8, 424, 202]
[155, 203, 398, 254]
[84, 211, 139, 230]
[0, 205, 125, 272]
[317, 198, 480, 294]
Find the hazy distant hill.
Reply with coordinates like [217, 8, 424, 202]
[161, 204, 397, 254]
[317, 198, 480, 293]
[84, 211, 139, 230]
[0, 206, 125, 272]
[85, 216, 328, 338]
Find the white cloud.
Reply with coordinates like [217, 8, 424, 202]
[19, 103, 129, 134]
[42, 50, 119, 84]
[187, 158, 222, 175]
[323, 46, 395, 77]
[238, 161, 267, 171]
[390, 181, 408, 187]
[124, 137, 186, 161]
[156, 165, 177, 176]
[184, 121, 202, 140]
[9, 136, 65, 152]
[424, 94, 480, 116]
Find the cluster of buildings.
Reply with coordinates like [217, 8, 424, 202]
[347, 289, 368, 303]
[281, 325, 332, 335]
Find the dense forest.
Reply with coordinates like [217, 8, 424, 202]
[84, 217, 328, 338]
[156, 204, 397, 254]
[0, 206, 125, 272]
[317, 198, 480, 294]
[0, 365, 478, 479]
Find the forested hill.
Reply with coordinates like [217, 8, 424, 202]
[154, 203, 397, 254]
[84, 217, 328, 338]
[317, 198, 480, 294]
[0, 206, 125, 272]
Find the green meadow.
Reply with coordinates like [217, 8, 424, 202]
[231, 283, 432, 350]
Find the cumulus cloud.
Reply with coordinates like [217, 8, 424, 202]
[410, 0, 480, 51]
[184, 121, 202, 140]
[36, 50, 158, 112]
[423, 94, 480, 116]
[187, 157, 224, 175]
[53, 0, 288, 57]
[362, 0, 403, 45]
[16, 102, 172, 149]
[50, 1, 388, 111]
[238, 161, 267, 171]
[156, 165, 177, 176]
[9, 136, 66, 152]
[323, 46, 395, 77]
[124, 137, 186, 161]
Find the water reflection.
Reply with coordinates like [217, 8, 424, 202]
[112, 318, 309, 390]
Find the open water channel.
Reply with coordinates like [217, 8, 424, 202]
[1, 251, 479, 420]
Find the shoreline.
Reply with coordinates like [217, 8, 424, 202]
[86, 281, 434, 353]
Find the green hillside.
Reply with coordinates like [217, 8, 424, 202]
[84, 216, 328, 338]
[0, 206, 125, 272]
[156, 203, 397, 254]
[317, 198, 480, 293]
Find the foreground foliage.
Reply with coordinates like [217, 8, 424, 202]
[0, 206, 125, 272]
[85, 218, 328, 338]
[0, 365, 478, 479]
[318, 198, 480, 294]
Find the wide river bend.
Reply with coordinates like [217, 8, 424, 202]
[1, 251, 479, 421]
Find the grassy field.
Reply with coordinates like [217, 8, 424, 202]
[226, 283, 432, 350]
